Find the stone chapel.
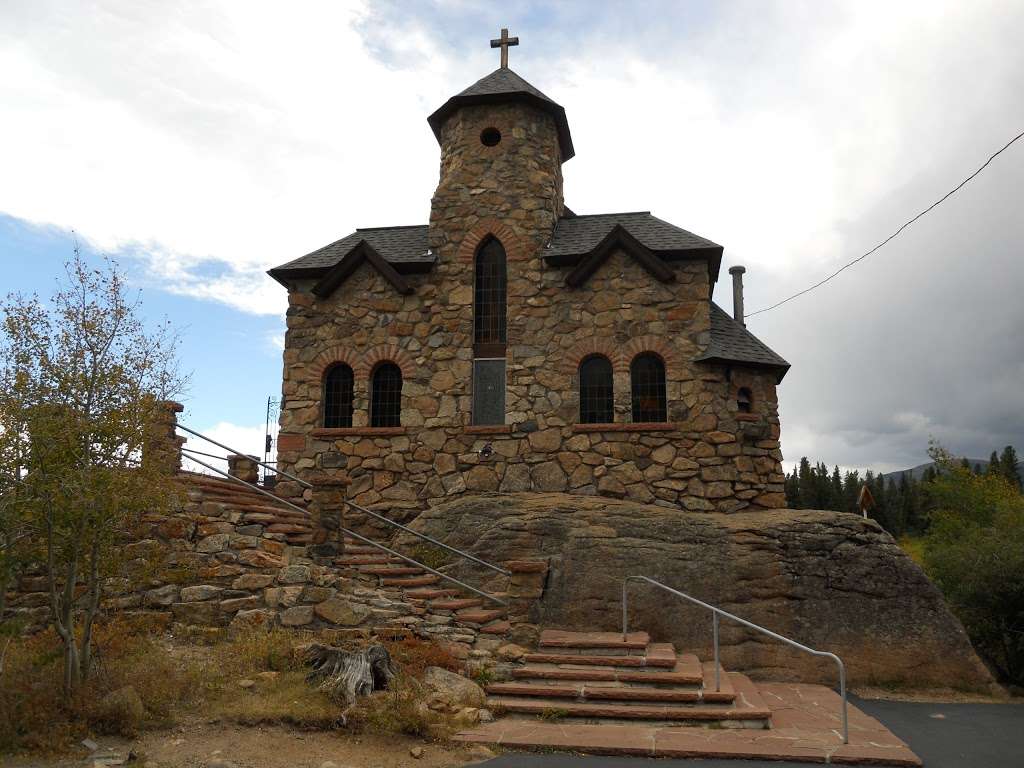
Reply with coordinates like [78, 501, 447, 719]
[268, 36, 790, 516]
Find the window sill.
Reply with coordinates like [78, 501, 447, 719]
[465, 424, 512, 435]
[572, 422, 678, 433]
[736, 413, 761, 422]
[311, 427, 407, 437]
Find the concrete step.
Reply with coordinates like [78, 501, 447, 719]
[485, 695, 770, 724]
[511, 655, 706, 688]
[525, 643, 677, 669]
[539, 630, 650, 654]
[486, 682, 702, 704]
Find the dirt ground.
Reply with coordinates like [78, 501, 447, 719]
[1, 719, 492, 768]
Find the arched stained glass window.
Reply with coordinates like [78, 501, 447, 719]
[323, 364, 354, 428]
[370, 363, 402, 428]
[474, 237, 507, 355]
[579, 355, 614, 424]
[630, 353, 667, 423]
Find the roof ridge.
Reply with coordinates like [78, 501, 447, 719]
[559, 210, 652, 219]
[355, 224, 428, 232]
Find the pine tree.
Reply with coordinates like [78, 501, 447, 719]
[999, 446, 1022, 491]
[987, 451, 1001, 476]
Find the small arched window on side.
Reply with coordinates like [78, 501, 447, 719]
[737, 387, 753, 414]
[370, 362, 402, 428]
[579, 355, 614, 424]
[630, 353, 667, 423]
[323, 363, 354, 428]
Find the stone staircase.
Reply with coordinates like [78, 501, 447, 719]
[334, 537, 510, 635]
[484, 630, 771, 728]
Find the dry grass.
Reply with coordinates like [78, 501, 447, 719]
[0, 618, 467, 756]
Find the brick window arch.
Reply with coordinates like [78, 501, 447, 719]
[370, 362, 402, 427]
[322, 363, 354, 428]
[630, 353, 667, 423]
[579, 354, 614, 424]
[474, 236, 507, 356]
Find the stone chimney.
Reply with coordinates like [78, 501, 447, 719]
[728, 265, 746, 326]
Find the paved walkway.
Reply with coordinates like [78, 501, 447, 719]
[459, 680, 920, 765]
[472, 693, 1024, 767]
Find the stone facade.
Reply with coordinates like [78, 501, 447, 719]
[272, 71, 786, 519]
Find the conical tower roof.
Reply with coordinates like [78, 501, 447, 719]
[427, 67, 574, 161]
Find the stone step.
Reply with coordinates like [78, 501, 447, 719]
[405, 587, 461, 600]
[539, 629, 650, 653]
[700, 660, 737, 704]
[430, 597, 483, 611]
[335, 555, 403, 566]
[512, 655, 706, 688]
[485, 695, 771, 724]
[480, 619, 512, 635]
[455, 608, 506, 624]
[524, 643, 676, 669]
[381, 574, 440, 587]
[486, 682, 702, 704]
[360, 566, 426, 576]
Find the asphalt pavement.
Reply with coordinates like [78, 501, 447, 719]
[480, 694, 1024, 768]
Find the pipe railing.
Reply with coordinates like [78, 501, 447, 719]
[177, 422, 510, 578]
[182, 450, 507, 606]
[622, 575, 848, 744]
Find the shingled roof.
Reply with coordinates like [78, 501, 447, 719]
[428, 68, 574, 161]
[545, 212, 724, 283]
[268, 225, 432, 285]
[698, 303, 790, 382]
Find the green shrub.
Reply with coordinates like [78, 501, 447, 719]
[923, 444, 1024, 685]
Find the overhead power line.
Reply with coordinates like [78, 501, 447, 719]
[746, 129, 1024, 319]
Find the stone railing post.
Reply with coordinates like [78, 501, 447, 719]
[309, 475, 350, 560]
[507, 559, 548, 625]
[227, 454, 260, 484]
[144, 400, 185, 474]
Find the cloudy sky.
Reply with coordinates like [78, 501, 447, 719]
[2, 0, 1022, 473]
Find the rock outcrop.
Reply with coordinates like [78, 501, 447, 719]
[401, 493, 994, 691]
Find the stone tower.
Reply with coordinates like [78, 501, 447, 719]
[426, 68, 573, 260]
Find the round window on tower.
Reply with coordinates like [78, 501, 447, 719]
[480, 127, 502, 147]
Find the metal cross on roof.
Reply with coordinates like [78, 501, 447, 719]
[490, 27, 519, 69]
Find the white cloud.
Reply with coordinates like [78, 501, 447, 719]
[180, 419, 269, 476]
[2, 0, 1023, 469]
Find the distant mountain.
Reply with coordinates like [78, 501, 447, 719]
[882, 458, 1023, 483]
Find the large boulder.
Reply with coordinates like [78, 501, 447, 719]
[400, 493, 995, 691]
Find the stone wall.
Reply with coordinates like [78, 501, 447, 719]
[2, 473, 527, 675]
[276, 251, 783, 519]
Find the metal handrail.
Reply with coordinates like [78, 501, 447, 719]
[182, 450, 506, 606]
[178, 422, 510, 578]
[341, 497, 511, 577]
[622, 575, 848, 744]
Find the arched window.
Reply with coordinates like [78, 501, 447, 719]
[474, 237, 507, 356]
[322, 363, 354, 428]
[737, 387, 753, 414]
[370, 363, 402, 427]
[579, 355, 614, 424]
[631, 353, 667, 423]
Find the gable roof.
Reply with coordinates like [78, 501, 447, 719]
[311, 240, 414, 298]
[698, 303, 790, 382]
[565, 224, 675, 287]
[428, 68, 574, 161]
[268, 225, 432, 286]
[545, 212, 724, 283]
